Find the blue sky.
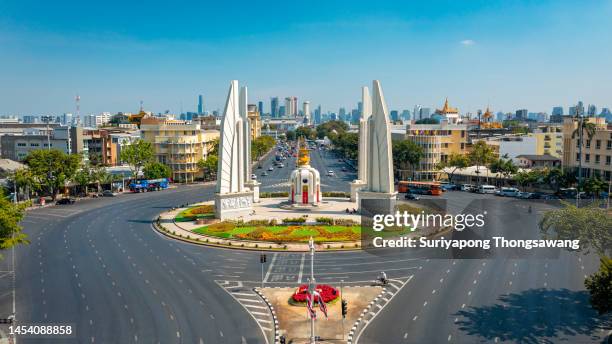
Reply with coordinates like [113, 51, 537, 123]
[1, 0, 611, 116]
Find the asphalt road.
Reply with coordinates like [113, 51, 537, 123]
[9, 148, 610, 343]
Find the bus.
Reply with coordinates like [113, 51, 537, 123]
[129, 178, 170, 193]
[398, 181, 443, 196]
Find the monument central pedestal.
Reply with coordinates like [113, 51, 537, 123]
[215, 191, 254, 220]
[350, 179, 367, 202]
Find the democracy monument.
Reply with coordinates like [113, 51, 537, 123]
[158, 79, 401, 250]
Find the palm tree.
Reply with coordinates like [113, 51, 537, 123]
[489, 154, 518, 186]
[572, 114, 597, 187]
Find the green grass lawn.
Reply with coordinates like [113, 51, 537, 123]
[193, 224, 361, 243]
[175, 205, 215, 222]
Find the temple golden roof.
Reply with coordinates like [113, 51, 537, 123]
[483, 106, 493, 119]
[435, 98, 459, 115]
[297, 136, 310, 166]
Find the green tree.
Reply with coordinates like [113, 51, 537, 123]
[468, 141, 495, 185]
[120, 139, 154, 179]
[392, 140, 424, 179]
[438, 153, 469, 184]
[24, 149, 81, 200]
[539, 202, 611, 257]
[285, 130, 296, 141]
[316, 120, 349, 139]
[251, 136, 276, 161]
[544, 167, 576, 192]
[197, 155, 218, 180]
[73, 166, 92, 195]
[0, 189, 29, 253]
[572, 117, 597, 186]
[330, 132, 359, 160]
[580, 178, 607, 198]
[10, 168, 39, 201]
[489, 154, 518, 185]
[295, 127, 316, 140]
[90, 165, 108, 193]
[143, 162, 172, 179]
[585, 257, 612, 315]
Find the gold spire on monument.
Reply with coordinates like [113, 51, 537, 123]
[297, 136, 310, 166]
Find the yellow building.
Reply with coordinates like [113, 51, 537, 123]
[562, 116, 611, 181]
[247, 104, 261, 139]
[398, 123, 469, 180]
[533, 125, 563, 158]
[140, 117, 220, 182]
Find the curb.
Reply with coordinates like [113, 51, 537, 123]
[254, 287, 280, 344]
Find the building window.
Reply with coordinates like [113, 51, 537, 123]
[576, 153, 580, 162]
[595, 155, 600, 164]
[607, 140, 612, 150]
[596, 140, 601, 149]
[585, 154, 590, 163]
[17, 143, 26, 147]
[606, 156, 611, 166]
[30, 143, 40, 147]
[460, 143, 465, 150]
[461, 131, 465, 138]
[586, 140, 591, 148]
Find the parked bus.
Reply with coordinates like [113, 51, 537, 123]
[398, 181, 443, 196]
[129, 178, 169, 193]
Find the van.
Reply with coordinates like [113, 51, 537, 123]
[478, 185, 496, 194]
[499, 187, 520, 197]
[461, 184, 475, 191]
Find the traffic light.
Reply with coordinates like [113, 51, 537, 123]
[341, 299, 348, 318]
[260, 254, 267, 263]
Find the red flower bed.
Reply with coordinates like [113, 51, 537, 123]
[292, 284, 339, 303]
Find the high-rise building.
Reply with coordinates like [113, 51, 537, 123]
[284, 97, 298, 117]
[552, 106, 563, 116]
[515, 109, 528, 120]
[401, 110, 411, 121]
[271, 97, 279, 118]
[587, 104, 597, 116]
[390, 110, 399, 122]
[279, 105, 286, 117]
[420, 108, 432, 120]
[338, 107, 347, 121]
[197, 95, 204, 114]
[314, 105, 322, 125]
[357, 101, 363, 116]
[302, 101, 310, 123]
[258, 101, 264, 116]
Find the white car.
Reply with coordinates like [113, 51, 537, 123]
[327, 171, 335, 176]
[251, 174, 257, 180]
[268, 167, 274, 171]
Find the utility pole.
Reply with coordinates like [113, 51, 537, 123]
[309, 237, 316, 344]
[340, 279, 345, 340]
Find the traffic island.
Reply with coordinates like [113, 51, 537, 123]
[259, 286, 383, 343]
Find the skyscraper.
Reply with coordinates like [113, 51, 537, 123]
[552, 106, 563, 116]
[413, 105, 422, 120]
[279, 105, 286, 117]
[587, 104, 597, 116]
[271, 97, 279, 118]
[197, 95, 204, 114]
[303, 101, 310, 122]
[390, 110, 399, 122]
[285, 97, 298, 117]
[258, 101, 264, 116]
[401, 110, 411, 121]
[515, 109, 528, 120]
[314, 105, 322, 124]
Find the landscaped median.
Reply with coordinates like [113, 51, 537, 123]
[153, 203, 365, 251]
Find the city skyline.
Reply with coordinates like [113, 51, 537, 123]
[1, 1, 612, 115]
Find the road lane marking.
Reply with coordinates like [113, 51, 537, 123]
[297, 253, 305, 283]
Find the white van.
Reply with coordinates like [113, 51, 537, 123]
[478, 185, 496, 194]
[499, 187, 520, 197]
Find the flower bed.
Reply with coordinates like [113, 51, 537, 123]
[292, 284, 340, 304]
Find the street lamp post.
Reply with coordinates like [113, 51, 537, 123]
[340, 279, 344, 340]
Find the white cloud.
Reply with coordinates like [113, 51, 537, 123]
[460, 39, 476, 46]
